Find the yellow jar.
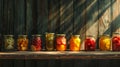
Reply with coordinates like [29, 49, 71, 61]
[99, 34, 111, 51]
[4, 35, 14, 51]
[45, 33, 54, 51]
[70, 35, 81, 51]
[17, 35, 28, 51]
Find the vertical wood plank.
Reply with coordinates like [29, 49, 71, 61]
[3, 0, 9, 34]
[36, 60, 48, 67]
[37, 0, 48, 34]
[74, 0, 86, 50]
[14, 0, 25, 35]
[2, 60, 14, 67]
[98, 0, 113, 35]
[14, 60, 25, 67]
[111, 0, 120, 33]
[7, 0, 15, 34]
[48, 0, 60, 33]
[60, 0, 74, 35]
[85, 0, 98, 39]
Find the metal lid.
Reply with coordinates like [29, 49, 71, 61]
[32, 34, 41, 36]
[56, 34, 66, 36]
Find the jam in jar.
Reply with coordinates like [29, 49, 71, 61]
[4, 35, 14, 51]
[56, 34, 66, 51]
[69, 35, 81, 51]
[31, 35, 42, 51]
[45, 33, 54, 50]
[99, 34, 111, 51]
[17, 35, 28, 51]
[85, 35, 96, 51]
[112, 33, 120, 51]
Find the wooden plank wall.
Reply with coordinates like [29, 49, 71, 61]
[1, 0, 120, 67]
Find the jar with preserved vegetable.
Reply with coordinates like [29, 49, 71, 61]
[69, 35, 81, 51]
[4, 35, 14, 51]
[45, 33, 54, 51]
[17, 35, 28, 51]
[112, 33, 120, 51]
[99, 34, 111, 51]
[31, 35, 42, 51]
[85, 35, 96, 51]
[56, 34, 66, 51]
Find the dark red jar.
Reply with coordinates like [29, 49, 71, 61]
[85, 35, 96, 51]
[31, 35, 42, 51]
[112, 33, 120, 51]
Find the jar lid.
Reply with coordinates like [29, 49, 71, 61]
[32, 34, 41, 36]
[56, 34, 66, 36]
[72, 35, 80, 37]
[45, 32, 54, 34]
[18, 35, 27, 37]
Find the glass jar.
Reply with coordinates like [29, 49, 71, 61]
[85, 35, 96, 51]
[112, 33, 120, 51]
[69, 35, 81, 51]
[31, 35, 42, 51]
[4, 35, 14, 51]
[17, 35, 28, 51]
[56, 34, 66, 51]
[99, 34, 111, 51]
[45, 33, 54, 51]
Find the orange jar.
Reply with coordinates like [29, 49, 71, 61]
[99, 34, 111, 51]
[69, 35, 81, 51]
[56, 34, 66, 51]
[17, 35, 28, 51]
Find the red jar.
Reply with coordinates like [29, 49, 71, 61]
[31, 35, 42, 51]
[85, 35, 96, 51]
[56, 34, 66, 51]
[112, 33, 120, 51]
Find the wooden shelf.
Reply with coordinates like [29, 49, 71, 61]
[0, 51, 120, 59]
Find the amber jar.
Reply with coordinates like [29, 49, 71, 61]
[85, 35, 96, 51]
[17, 35, 28, 51]
[56, 34, 66, 51]
[112, 33, 120, 51]
[31, 35, 42, 51]
[69, 35, 81, 51]
[45, 33, 54, 51]
[99, 34, 111, 51]
[4, 35, 14, 51]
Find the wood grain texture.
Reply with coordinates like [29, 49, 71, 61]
[98, 0, 112, 35]
[0, 51, 120, 59]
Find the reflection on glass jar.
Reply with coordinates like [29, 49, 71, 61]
[70, 35, 81, 51]
[56, 34, 66, 51]
[4, 35, 14, 51]
[31, 35, 42, 51]
[99, 34, 111, 51]
[85, 35, 96, 51]
[45, 33, 54, 51]
[17, 35, 28, 51]
[112, 33, 120, 51]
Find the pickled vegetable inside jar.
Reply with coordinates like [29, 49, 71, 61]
[112, 33, 120, 51]
[85, 35, 96, 51]
[17, 35, 28, 51]
[31, 35, 42, 51]
[70, 35, 81, 51]
[4, 35, 14, 50]
[56, 34, 66, 51]
[99, 34, 111, 51]
[45, 33, 54, 51]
